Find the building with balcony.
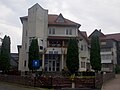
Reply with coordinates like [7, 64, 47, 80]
[18, 3, 89, 74]
[89, 29, 120, 72]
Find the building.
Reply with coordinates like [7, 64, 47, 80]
[10, 53, 19, 70]
[89, 29, 120, 72]
[78, 31, 89, 71]
[18, 3, 89, 74]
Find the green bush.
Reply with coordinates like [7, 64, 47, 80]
[115, 65, 120, 74]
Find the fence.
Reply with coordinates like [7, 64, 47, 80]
[0, 72, 115, 89]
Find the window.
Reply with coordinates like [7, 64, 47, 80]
[26, 30, 27, 36]
[81, 45, 83, 51]
[66, 29, 69, 35]
[66, 29, 72, 35]
[49, 51, 53, 54]
[69, 29, 72, 35]
[84, 44, 87, 51]
[49, 28, 52, 34]
[52, 28, 55, 34]
[25, 43, 27, 50]
[49, 28, 55, 34]
[81, 62, 85, 68]
[101, 48, 111, 52]
[49, 40, 62, 47]
[101, 54, 112, 60]
[102, 64, 109, 68]
[101, 42, 106, 45]
[40, 46, 43, 50]
[24, 60, 26, 67]
[54, 51, 58, 54]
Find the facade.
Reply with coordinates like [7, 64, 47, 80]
[78, 31, 89, 71]
[18, 3, 89, 73]
[89, 29, 120, 72]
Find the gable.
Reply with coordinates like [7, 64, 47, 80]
[89, 29, 105, 38]
[56, 13, 65, 23]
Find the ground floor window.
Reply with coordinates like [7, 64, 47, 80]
[81, 61, 85, 68]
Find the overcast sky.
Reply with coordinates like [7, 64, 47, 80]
[0, 0, 120, 53]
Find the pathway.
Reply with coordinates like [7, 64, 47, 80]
[101, 74, 120, 90]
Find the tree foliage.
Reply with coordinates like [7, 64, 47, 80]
[28, 38, 40, 70]
[0, 35, 11, 73]
[66, 38, 79, 74]
[90, 36, 101, 72]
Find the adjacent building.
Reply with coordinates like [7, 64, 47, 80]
[10, 53, 19, 70]
[18, 3, 89, 74]
[89, 29, 120, 72]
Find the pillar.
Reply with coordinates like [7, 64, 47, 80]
[42, 53, 45, 69]
[61, 54, 64, 70]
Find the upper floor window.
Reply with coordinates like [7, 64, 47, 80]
[49, 28, 55, 34]
[101, 54, 112, 60]
[101, 48, 111, 52]
[101, 42, 106, 45]
[26, 30, 27, 36]
[81, 45, 83, 51]
[81, 44, 87, 51]
[25, 43, 27, 50]
[49, 40, 62, 47]
[24, 60, 26, 67]
[66, 29, 72, 35]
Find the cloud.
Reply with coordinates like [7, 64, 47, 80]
[0, 23, 22, 53]
[0, 0, 120, 52]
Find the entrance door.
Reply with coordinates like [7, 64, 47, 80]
[45, 54, 60, 72]
[48, 60, 57, 71]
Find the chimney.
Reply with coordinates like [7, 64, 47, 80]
[99, 29, 101, 32]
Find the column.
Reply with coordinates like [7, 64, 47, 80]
[42, 53, 45, 70]
[61, 54, 64, 70]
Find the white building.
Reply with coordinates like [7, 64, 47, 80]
[89, 29, 117, 72]
[18, 3, 89, 74]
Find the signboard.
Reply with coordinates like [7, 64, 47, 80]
[32, 60, 41, 69]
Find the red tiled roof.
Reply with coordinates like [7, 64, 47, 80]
[105, 33, 120, 41]
[20, 14, 81, 27]
[81, 31, 87, 38]
[48, 14, 80, 27]
[88, 30, 120, 42]
[97, 33, 120, 42]
[78, 30, 89, 43]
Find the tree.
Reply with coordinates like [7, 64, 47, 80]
[28, 38, 40, 70]
[66, 38, 79, 74]
[0, 35, 11, 73]
[90, 36, 101, 72]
